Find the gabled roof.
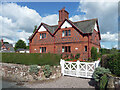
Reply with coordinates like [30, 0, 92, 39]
[42, 23, 58, 34]
[29, 18, 100, 40]
[73, 19, 96, 33]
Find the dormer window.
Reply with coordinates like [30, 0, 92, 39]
[40, 33, 46, 39]
[62, 30, 71, 37]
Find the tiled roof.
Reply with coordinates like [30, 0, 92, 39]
[29, 18, 98, 40]
[42, 23, 58, 34]
[72, 19, 96, 33]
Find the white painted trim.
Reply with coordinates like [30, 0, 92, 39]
[94, 22, 98, 32]
[61, 21, 72, 28]
[38, 25, 47, 32]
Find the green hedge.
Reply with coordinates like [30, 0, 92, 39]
[2, 53, 61, 66]
[101, 53, 120, 76]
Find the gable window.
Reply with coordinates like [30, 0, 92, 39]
[40, 47, 46, 53]
[62, 30, 71, 37]
[85, 46, 87, 52]
[40, 33, 46, 39]
[62, 46, 71, 53]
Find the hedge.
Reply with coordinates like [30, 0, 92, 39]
[1, 53, 61, 66]
[101, 53, 120, 76]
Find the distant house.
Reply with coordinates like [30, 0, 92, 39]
[0, 39, 15, 53]
[16, 48, 29, 53]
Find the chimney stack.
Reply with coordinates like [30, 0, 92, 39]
[58, 7, 69, 26]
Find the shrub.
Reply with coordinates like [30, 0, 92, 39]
[70, 53, 74, 59]
[93, 66, 111, 82]
[91, 47, 98, 61]
[75, 53, 80, 59]
[29, 65, 39, 75]
[106, 53, 120, 76]
[100, 74, 108, 89]
[43, 65, 52, 78]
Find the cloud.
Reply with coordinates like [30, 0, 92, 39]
[0, 3, 58, 46]
[74, 1, 118, 34]
[101, 32, 118, 42]
[41, 14, 58, 25]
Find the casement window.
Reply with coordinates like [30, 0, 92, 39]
[62, 46, 71, 53]
[40, 47, 46, 53]
[40, 33, 46, 39]
[62, 30, 71, 37]
[85, 46, 87, 52]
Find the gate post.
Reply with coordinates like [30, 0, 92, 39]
[76, 60, 80, 77]
[60, 59, 65, 76]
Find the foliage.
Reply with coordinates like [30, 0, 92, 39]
[4, 42, 9, 44]
[26, 46, 29, 49]
[33, 25, 37, 33]
[29, 65, 39, 75]
[105, 53, 120, 76]
[43, 65, 52, 78]
[75, 53, 80, 59]
[93, 66, 111, 82]
[100, 74, 108, 89]
[15, 39, 26, 51]
[100, 48, 118, 55]
[91, 47, 98, 61]
[70, 53, 74, 59]
[2, 53, 61, 66]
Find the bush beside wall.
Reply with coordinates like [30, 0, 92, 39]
[2, 53, 61, 66]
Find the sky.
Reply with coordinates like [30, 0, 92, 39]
[0, 0, 119, 49]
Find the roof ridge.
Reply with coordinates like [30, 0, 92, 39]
[73, 18, 98, 23]
[42, 22, 58, 27]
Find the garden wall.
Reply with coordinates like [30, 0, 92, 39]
[0, 63, 61, 82]
[107, 74, 120, 88]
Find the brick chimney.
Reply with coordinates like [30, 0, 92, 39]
[58, 7, 69, 26]
[1, 39, 3, 45]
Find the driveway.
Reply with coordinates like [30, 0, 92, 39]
[24, 76, 95, 88]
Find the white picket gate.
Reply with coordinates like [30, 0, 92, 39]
[60, 59, 100, 78]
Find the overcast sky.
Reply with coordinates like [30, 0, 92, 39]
[0, 0, 119, 49]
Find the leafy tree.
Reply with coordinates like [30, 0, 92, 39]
[4, 42, 9, 44]
[26, 46, 29, 49]
[33, 25, 37, 33]
[91, 47, 98, 61]
[15, 39, 26, 51]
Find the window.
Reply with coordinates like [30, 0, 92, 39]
[40, 47, 46, 53]
[62, 30, 71, 37]
[85, 46, 87, 52]
[62, 46, 71, 53]
[40, 33, 46, 39]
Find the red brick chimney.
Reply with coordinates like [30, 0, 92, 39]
[58, 7, 69, 26]
[1, 39, 3, 45]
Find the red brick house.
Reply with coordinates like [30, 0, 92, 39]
[29, 8, 101, 60]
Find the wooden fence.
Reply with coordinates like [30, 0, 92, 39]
[60, 59, 100, 78]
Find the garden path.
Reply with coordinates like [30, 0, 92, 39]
[24, 76, 95, 88]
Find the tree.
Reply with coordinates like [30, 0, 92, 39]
[4, 42, 9, 44]
[15, 39, 26, 51]
[33, 25, 37, 33]
[91, 47, 98, 61]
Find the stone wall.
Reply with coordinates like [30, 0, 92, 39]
[0, 63, 61, 82]
[107, 74, 120, 88]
